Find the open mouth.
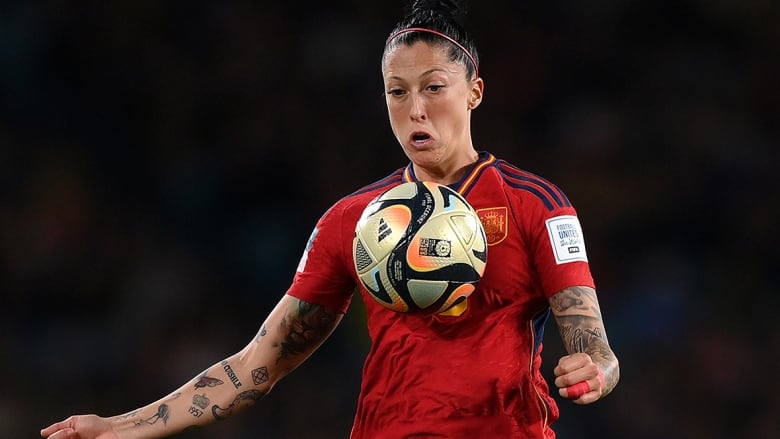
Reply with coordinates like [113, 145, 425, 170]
[410, 131, 432, 147]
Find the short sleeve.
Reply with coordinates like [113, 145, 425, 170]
[527, 203, 595, 298]
[285, 204, 356, 313]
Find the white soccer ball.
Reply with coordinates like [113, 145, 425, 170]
[353, 181, 487, 314]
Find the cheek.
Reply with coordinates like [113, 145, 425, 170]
[429, 104, 461, 132]
[386, 104, 406, 133]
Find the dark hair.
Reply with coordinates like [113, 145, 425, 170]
[383, 0, 479, 80]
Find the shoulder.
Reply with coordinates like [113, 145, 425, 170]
[301, 168, 406, 262]
[489, 158, 573, 212]
[323, 168, 406, 219]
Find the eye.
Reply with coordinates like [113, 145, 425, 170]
[386, 88, 407, 97]
[427, 84, 445, 92]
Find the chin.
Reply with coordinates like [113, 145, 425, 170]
[406, 148, 443, 166]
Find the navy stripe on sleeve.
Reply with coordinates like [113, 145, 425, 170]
[497, 161, 571, 210]
[350, 169, 404, 197]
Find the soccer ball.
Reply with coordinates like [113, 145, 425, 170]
[352, 181, 487, 314]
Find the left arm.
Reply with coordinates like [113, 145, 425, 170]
[549, 285, 620, 404]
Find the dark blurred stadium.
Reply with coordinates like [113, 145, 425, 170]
[2, 1, 778, 438]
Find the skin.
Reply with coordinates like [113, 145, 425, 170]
[41, 39, 618, 439]
[382, 41, 484, 185]
[382, 40, 618, 402]
[40, 295, 342, 439]
[550, 286, 620, 403]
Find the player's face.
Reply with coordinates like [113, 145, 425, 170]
[382, 41, 483, 182]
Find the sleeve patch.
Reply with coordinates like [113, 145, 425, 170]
[296, 226, 319, 273]
[545, 215, 588, 264]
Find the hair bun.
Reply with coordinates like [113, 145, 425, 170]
[406, 0, 469, 23]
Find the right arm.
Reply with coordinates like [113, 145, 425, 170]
[41, 294, 343, 439]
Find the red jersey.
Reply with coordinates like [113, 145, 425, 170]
[287, 152, 595, 438]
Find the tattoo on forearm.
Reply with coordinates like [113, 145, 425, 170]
[116, 409, 140, 419]
[558, 316, 603, 354]
[252, 366, 269, 385]
[194, 369, 224, 388]
[276, 299, 336, 363]
[133, 403, 170, 427]
[552, 286, 620, 396]
[188, 406, 204, 418]
[221, 360, 243, 388]
[193, 393, 210, 409]
[188, 393, 210, 418]
[211, 390, 264, 420]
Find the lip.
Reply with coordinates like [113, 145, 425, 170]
[408, 130, 434, 149]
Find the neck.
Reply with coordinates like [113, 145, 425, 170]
[412, 150, 480, 185]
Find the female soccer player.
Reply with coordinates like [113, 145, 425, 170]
[42, 1, 619, 437]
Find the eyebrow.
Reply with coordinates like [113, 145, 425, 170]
[386, 68, 450, 82]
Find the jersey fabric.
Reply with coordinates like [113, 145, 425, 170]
[287, 151, 595, 439]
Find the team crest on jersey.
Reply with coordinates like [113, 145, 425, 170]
[477, 207, 508, 245]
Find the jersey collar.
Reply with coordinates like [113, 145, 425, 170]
[402, 151, 496, 195]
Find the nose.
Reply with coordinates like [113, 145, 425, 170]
[409, 93, 426, 121]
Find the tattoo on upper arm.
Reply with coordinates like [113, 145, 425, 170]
[550, 286, 602, 318]
[254, 324, 268, 343]
[275, 299, 337, 363]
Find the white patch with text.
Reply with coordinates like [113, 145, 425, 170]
[545, 215, 588, 264]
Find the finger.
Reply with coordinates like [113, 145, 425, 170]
[41, 427, 75, 439]
[554, 367, 593, 389]
[563, 380, 590, 399]
[41, 420, 73, 437]
[553, 353, 590, 377]
[561, 370, 606, 401]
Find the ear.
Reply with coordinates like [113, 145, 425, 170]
[468, 77, 484, 110]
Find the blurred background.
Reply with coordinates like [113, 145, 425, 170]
[2, 0, 778, 438]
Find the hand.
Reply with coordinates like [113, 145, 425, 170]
[553, 352, 605, 405]
[41, 415, 120, 439]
